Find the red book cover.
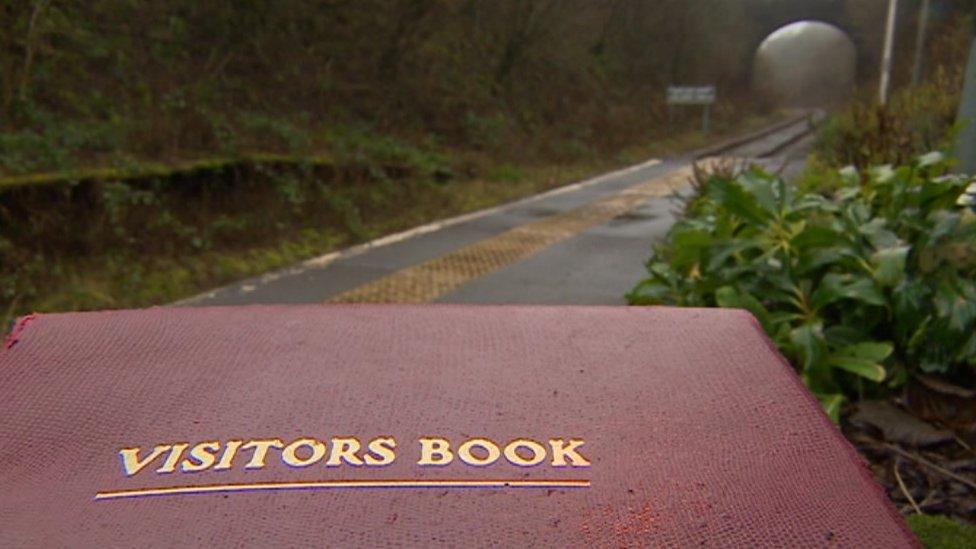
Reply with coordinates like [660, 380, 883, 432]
[0, 305, 916, 546]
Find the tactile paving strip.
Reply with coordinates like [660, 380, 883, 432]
[328, 166, 693, 303]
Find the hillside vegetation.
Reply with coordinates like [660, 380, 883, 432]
[0, 0, 778, 176]
[1, 0, 798, 320]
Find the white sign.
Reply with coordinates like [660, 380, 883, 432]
[667, 86, 716, 105]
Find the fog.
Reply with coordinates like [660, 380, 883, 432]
[753, 21, 857, 107]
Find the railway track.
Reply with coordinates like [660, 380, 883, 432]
[704, 110, 821, 160]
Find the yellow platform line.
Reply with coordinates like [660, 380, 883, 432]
[94, 479, 591, 500]
[328, 166, 693, 303]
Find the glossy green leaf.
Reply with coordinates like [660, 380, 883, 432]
[715, 286, 771, 331]
[791, 224, 845, 250]
[705, 238, 761, 271]
[811, 273, 885, 310]
[917, 151, 944, 168]
[817, 393, 844, 423]
[836, 186, 860, 201]
[707, 179, 770, 225]
[823, 325, 870, 347]
[669, 227, 712, 271]
[870, 246, 909, 287]
[827, 356, 886, 382]
[858, 218, 900, 249]
[870, 164, 895, 184]
[838, 341, 893, 362]
[838, 166, 859, 186]
[626, 279, 672, 304]
[739, 172, 779, 216]
[790, 322, 834, 392]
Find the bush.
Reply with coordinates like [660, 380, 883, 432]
[814, 69, 961, 170]
[907, 515, 976, 549]
[627, 153, 976, 419]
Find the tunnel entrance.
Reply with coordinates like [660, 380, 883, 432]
[753, 21, 856, 108]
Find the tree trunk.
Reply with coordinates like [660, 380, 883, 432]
[18, 0, 50, 102]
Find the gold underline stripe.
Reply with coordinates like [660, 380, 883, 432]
[327, 166, 693, 303]
[94, 479, 591, 500]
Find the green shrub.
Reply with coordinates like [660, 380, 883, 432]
[487, 164, 524, 183]
[462, 112, 512, 151]
[627, 153, 976, 419]
[321, 125, 450, 184]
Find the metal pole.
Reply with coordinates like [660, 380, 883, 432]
[953, 36, 976, 174]
[911, 0, 931, 87]
[879, 0, 899, 105]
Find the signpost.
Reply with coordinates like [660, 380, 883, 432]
[666, 85, 716, 133]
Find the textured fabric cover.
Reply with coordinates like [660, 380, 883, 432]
[0, 305, 915, 546]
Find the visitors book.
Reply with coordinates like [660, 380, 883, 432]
[0, 305, 915, 546]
